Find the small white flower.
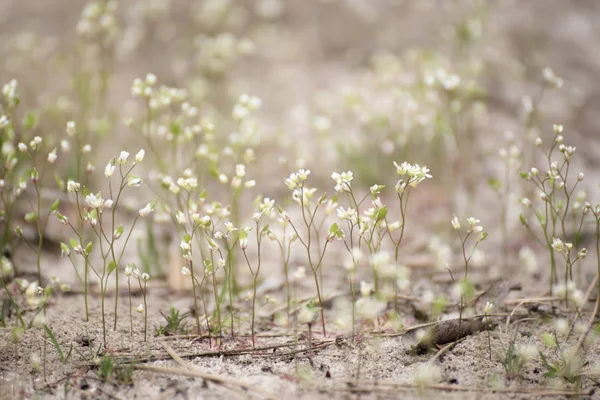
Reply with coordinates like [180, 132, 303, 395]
[104, 162, 115, 178]
[118, 151, 129, 165]
[135, 149, 145, 163]
[47, 148, 57, 164]
[141, 272, 150, 281]
[66, 121, 76, 136]
[139, 203, 153, 217]
[520, 198, 532, 208]
[451, 215, 460, 230]
[298, 304, 319, 325]
[127, 177, 142, 187]
[67, 180, 80, 193]
[236, 164, 246, 177]
[551, 237, 565, 252]
[60, 140, 70, 152]
[293, 266, 306, 280]
[136, 304, 144, 313]
[181, 266, 191, 276]
[484, 301, 494, 314]
[175, 210, 186, 225]
[85, 192, 104, 208]
[18, 142, 27, 152]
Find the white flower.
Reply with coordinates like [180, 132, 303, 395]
[331, 171, 353, 192]
[519, 246, 538, 273]
[139, 203, 153, 217]
[47, 149, 57, 164]
[484, 301, 494, 314]
[66, 121, 76, 136]
[118, 151, 129, 165]
[180, 240, 191, 252]
[145, 73, 157, 85]
[236, 164, 246, 177]
[175, 210, 186, 225]
[135, 149, 145, 163]
[85, 192, 104, 208]
[124, 264, 133, 276]
[141, 273, 150, 281]
[18, 142, 27, 152]
[181, 266, 191, 276]
[298, 304, 319, 325]
[451, 215, 460, 230]
[297, 169, 311, 181]
[360, 281, 374, 297]
[136, 304, 144, 313]
[466, 217, 480, 227]
[104, 162, 115, 178]
[293, 266, 306, 280]
[67, 180, 81, 193]
[127, 177, 142, 187]
[551, 237, 565, 252]
[60, 140, 70, 152]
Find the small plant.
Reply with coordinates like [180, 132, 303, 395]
[503, 332, 538, 380]
[539, 331, 582, 384]
[451, 215, 487, 325]
[281, 169, 338, 337]
[97, 355, 135, 385]
[155, 306, 191, 336]
[44, 324, 73, 364]
[298, 300, 321, 359]
[519, 123, 588, 295]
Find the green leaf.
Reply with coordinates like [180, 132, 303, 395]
[50, 199, 60, 213]
[519, 214, 527, 226]
[44, 325, 65, 363]
[85, 241, 93, 255]
[519, 171, 529, 180]
[108, 260, 117, 274]
[535, 210, 546, 225]
[54, 174, 65, 191]
[375, 206, 388, 222]
[488, 178, 502, 191]
[328, 223, 339, 235]
[23, 112, 37, 131]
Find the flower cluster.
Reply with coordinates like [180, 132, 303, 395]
[393, 161, 432, 192]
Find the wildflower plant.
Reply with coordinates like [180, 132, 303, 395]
[280, 169, 338, 336]
[451, 215, 487, 322]
[519, 124, 588, 295]
[58, 149, 152, 346]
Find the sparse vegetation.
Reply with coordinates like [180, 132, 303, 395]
[1, 1, 599, 399]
